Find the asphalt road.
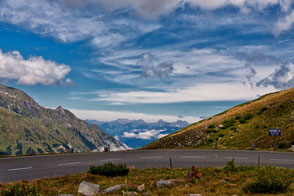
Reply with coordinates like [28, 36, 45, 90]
[0, 149, 293, 183]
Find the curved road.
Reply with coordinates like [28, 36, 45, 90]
[0, 150, 293, 183]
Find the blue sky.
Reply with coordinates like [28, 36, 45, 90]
[1, 0, 294, 123]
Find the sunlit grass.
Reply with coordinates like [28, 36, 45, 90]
[1, 166, 293, 195]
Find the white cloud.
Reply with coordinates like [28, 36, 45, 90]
[257, 63, 294, 89]
[0, 50, 71, 85]
[69, 109, 200, 124]
[274, 10, 294, 36]
[59, 0, 291, 19]
[122, 129, 166, 140]
[94, 83, 276, 104]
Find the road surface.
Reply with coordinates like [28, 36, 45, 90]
[0, 149, 293, 183]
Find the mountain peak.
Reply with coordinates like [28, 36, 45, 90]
[56, 105, 66, 114]
[0, 84, 126, 155]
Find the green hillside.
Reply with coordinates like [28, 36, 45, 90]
[146, 88, 294, 150]
[0, 85, 125, 155]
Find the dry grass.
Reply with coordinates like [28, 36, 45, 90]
[0, 166, 293, 195]
[147, 88, 294, 150]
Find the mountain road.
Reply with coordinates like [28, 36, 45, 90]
[0, 149, 293, 183]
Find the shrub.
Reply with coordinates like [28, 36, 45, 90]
[1, 184, 38, 196]
[235, 115, 241, 120]
[243, 176, 291, 194]
[88, 162, 129, 177]
[206, 130, 212, 133]
[224, 158, 237, 172]
[220, 119, 235, 129]
[239, 118, 246, 124]
[258, 107, 268, 115]
[230, 127, 236, 131]
[207, 138, 214, 143]
[218, 133, 225, 137]
[244, 113, 254, 120]
[208, 124, 216, 129]
[278, 142, 289, 149]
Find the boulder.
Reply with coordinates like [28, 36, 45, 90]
[186, 165, 202, 179]
[137, 184, 145, 191]
[156, 180, 174, 187]
[78, 181, 100, 196]
[103, 184, 125, 193]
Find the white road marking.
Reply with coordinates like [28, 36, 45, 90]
[8, 167, 32, 172]
[224, 157, 248, 160]
[181, 156, 206, 159]
[58, 162, 80, 166]
[270, 159, 294, 162]
[100, 158, 122, 162]
[141, 156, 163, 159]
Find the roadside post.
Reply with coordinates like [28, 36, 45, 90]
[268, 129, 281, 150]
[251, 143, 255, 150]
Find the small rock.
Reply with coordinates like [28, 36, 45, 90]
[58, 195, 73, 196]
[137, 184, 145, 191]
[103, 184, 125, 193]
[156, 180, 174, 187]
[186, 165, 202, 179]
[188, 194, 202, 196]
[125, 191, 138, 196]
[128, 166, 136, 170]
[78, 181, 100, 196]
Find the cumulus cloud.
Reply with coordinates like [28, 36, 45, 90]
[0, 50, 71, 85]
[274, 10, 294, 36]
[245, 63, 257, 88]
[257, 63, 294, 89]
[138, 54, 174, 78]
[122, 129, 166, 140]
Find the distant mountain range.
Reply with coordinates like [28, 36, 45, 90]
[0, 84, 126, 156]
[146, 88, 294, 150]
[86, 119, 189, 149]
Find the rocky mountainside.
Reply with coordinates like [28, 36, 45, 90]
[87, 119, 189, 149]
[146, 88, 294, 150]
[0, 84, 126, 156]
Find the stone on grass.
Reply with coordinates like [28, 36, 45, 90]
[78, 181, 100, 196]
[58, 194, 73, 196]
[103, 184, 125, 193]
[137, 184, 145, 191]
[156, 180, 174, 187]
[125, 191, 138, 195]
[186, 165, 202, 179]
[188, 194, 202, 196]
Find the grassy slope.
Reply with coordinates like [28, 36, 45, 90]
[0, 84, 121, 155]
[146, 88, 294, 150]
[0, 166, 293, 195]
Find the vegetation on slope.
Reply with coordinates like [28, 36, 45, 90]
[0, 166, 293, 195]
[146, 88, 294, 150]
[0, 84, 124, 155]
